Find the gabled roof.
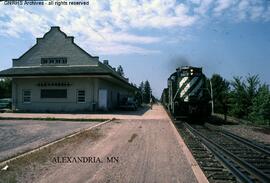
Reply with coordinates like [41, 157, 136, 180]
[13, 26, 99, 63]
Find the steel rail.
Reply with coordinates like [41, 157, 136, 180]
[184, 123, 270, 183]
[184, 124, 253, 183]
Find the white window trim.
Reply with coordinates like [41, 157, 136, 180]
[23, 89, 31, 104]
[77, 89, 86, 103]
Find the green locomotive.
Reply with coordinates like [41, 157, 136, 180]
[162, 66, 212, 120]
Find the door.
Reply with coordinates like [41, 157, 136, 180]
[98, 89, 107, 110]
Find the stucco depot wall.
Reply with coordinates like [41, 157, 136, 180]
[12, 77, 96, 112]
[12, 77, 134, 112]
[97, 78, 134, 110]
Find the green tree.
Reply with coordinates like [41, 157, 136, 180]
[138, 81, 144, 94]
[137, 81, 144, 104]
[229, 75, 260, 119]
[0, 79, 12, 99]
[143, 80, 151, 103]
[246, 75, 260, 114]
[116, 65, 124, 77]
[229, 76, 248, 118]
[210, 74, 230, 114]
[248, 84, 270, 125]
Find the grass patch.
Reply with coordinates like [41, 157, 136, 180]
[0, 117, 107, 122]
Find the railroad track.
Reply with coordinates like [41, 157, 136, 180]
[175, 122, 238, 183]
[180, 122, 270, 183]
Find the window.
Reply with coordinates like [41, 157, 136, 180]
[41, 89, 67, 98]
[37, 82, 71, 87]
[41, 57, 67, 65]
[41, 59, 48, 64]
[77, 90, 85, 103]
[23, 90, 31, 103]
[56, 59, 61, 64]
[62, 59, 67, 64]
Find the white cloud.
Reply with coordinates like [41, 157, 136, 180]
[250, 5, 264, 20]
[0, 6, 48, 38]
[194, 0, 214, 15]
[0, 0, 270, 55]
[214, 0, 234, 15]
[0, 0, 197, 55]
[108, 1, 197, 29]
[237, 0, 250, 20]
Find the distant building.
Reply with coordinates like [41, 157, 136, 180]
[0, 26, 137, 112]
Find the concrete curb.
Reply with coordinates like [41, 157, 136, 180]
[164, 107, 209, 183]
[0, 119, 113, 168]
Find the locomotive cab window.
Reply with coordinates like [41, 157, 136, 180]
[181, 70, 189, 77]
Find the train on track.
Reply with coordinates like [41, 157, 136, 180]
[162, 66, 212, 120]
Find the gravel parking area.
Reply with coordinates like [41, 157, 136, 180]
[0, 120, 100, 161]
[221, 124, 270, 145]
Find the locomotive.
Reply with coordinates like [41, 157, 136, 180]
[162, 66, 212, 120]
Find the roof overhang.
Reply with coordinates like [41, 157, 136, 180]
[0, 70, 137, 92]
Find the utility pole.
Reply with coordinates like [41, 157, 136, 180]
[210, 80, 214, 115]
[150, 89, 153, 109]
[150, 89, 152, 103]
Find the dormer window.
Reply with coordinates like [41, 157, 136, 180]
[41, 57, 67, 65]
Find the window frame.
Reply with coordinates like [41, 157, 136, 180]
[22, 90, 31, 103]
[77, 89, 86, 103]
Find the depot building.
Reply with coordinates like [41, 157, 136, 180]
[0, 26, 137, 112]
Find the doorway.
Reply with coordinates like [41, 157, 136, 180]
[98, 89, 107, 110]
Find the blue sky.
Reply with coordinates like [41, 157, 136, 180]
[0, 0, 270, 97]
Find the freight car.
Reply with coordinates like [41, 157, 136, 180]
[162, 66, 212, 120]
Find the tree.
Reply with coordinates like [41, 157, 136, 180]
[138, 81, 144, 93]
[0, 78, 12, 99]
[117, 65, 124, 77]
[229, 75, 260, 119]
[248, 84, 270, 125]
[210, 74, 230, 114]
[137, 81, 144, 104]
[246, 75, 260, 114]
[229, 76, 248, 118]
[143, 80, 151, 103]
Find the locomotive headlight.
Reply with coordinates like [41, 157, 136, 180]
[190, 69, 194, 75]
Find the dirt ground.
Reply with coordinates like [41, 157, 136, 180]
[221, 124, 270, 145]
[0, 105, 199, 183]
